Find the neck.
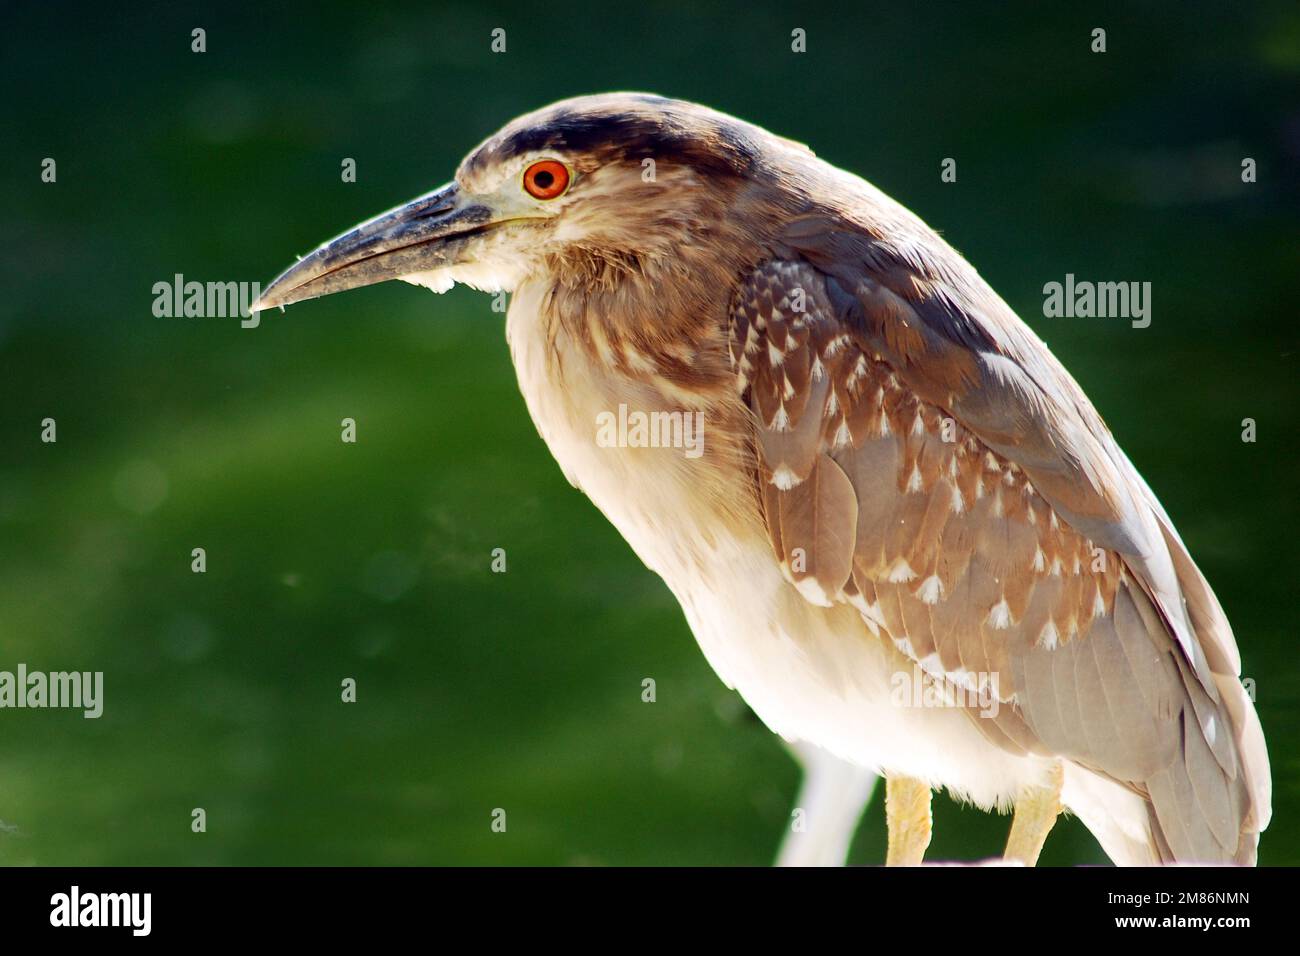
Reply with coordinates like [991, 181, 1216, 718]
[537, 229, 761, 401]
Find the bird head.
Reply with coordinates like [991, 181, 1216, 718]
[252, 93, 813, 312]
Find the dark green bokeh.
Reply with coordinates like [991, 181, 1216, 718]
[0, 1, 1296, 865]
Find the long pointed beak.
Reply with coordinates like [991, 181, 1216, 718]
[252, 182, 493, 312]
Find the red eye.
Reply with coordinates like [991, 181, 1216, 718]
[523, 160, 570, 199]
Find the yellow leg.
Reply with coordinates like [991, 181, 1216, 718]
[885, 775, 932, 866]
[1004, 761, 1064, 865]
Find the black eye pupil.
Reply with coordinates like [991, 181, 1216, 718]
[533, 170, 554, 189]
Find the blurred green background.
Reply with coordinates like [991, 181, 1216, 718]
[0, 1, 1296, 865]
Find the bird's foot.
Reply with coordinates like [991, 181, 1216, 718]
[1003, 760, 1064, 866]
[885, 775, 932, 866]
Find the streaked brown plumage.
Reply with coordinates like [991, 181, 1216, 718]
[254, 93, 1270, 865]
[735, 258, 1265, 863]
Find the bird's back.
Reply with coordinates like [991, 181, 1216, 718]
[731, 140, 1272, 862]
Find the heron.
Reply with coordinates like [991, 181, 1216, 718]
[253, 93, 1270, 866]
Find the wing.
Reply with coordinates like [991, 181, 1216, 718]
[729, 238, 1269, 863]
